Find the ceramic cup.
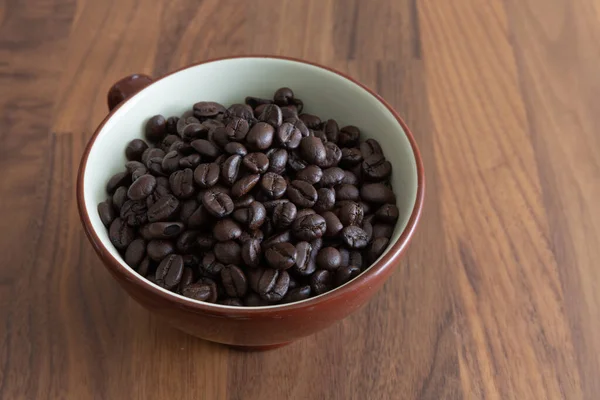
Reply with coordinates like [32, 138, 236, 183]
[77, 56, 425, 350]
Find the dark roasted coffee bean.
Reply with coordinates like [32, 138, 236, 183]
[272, 201, 297, 229]
[187, 204, 210, 229]
[341, 226, 369, 249]
[155, 254, 183, 289]
[282, 285, 311, 303]
[106, 171, 130, 194]
[232, 201, 267, 230]
[250, 268, 290, 302]
[360, 138, 383, 158]
[334, 265, 361, 287]
[145, 183, 170, 208]
[136, 257, 153, 277]
[340, 171, 358, 186]
[231, 174, 260, 198]
[214, 218, 242, 241]
[169, 168, 195, 199]
[147, 194, 179, 222]
[221, 265, 248, 297]
[362, 154, 392, 181]
[292, 241, 315, 276]
[262, 199, 290, 213]
[241, 238, 261, 267]
[193, 101, 226, 118]
[239, 229, 264, 243]
[262, 230, 291, 249]
[296, 165, 322, 184]
[199, 253, 223, 278]
[140, 222, 184, 240]
[179, 153, 201, 169]
[265, 242, 297, 270]
[234, 194, 255, 209]
[316, 247, 341, 270]
[322, 211, 343, 237]
[299, 136, 326, 166]
[182, 123, 208, 142]
[220, 298, 243, 306]
[360, 183, 395, 204]
[369, 237, 389, 261]
[260, 172, 287, 199]
[147, 155, 167, 177]
[296, 208, 316, 219]
[375, 204, 399, 223]
[166, 116, 179, 135]
[321, 142, 342, 168]
[266, 148, 287, 174]
[287, 180, 317, 208]
[310, 270, 332, 295]
[338, 201, 364, 226]
[125, 160, 147, 177]
[147, 240, 175, 261]
[120, 200, 148, 227]
[191, 139, 221, 158]
[276, 122, 302, 149]
[126, 139, 149, 161]
[314, 188, 335, 213]
[338, 248, 350, 267]
[98, 200, 115, 227]
[193, 163, 220, 188]
[242, 152, 269, 174]
[160, 151, 181, 173]
[335, 184, 360, 201]
[176, 230, 200, 254]
[221, 154, 242, 186]
[287, 150, 308, 171]
[183, 283, 216, 302]
[284, 117, 310, 138]
[202, 189, 234, 217]
[340, 147, 362, 167]
[362, 217, 373, 242]
[225, 117, 250, 141]
[225, 142, 247, 156]
[246, 122, 275, 150]
[245, 96, 273, 109]
[349, 251, 363, 269]
[292, 213, 326, 241]
[227, 103, 254, 121]
[211, 127, 232, 148]
[244, 292, 269, 306]
[160, 134, 180, 152]
[145, 115, 167, 143]
[373, 223, 394, 239]
[253, 104, 267, 118]
[273, 87, 294, 106]
[178, 267, 195, 292]
[125, 238, 146, 268]
[181, 253, 200, 270]
[299, 113, 322, 130]
[338, 125, 360, 147]
[320, 167, 345, 187]
[214, 240, 242, 265]
[127, 174, 156, 201]
[142, 148, 165, 166]
[258, 104, 283, 127]
[323, 119, 339, 143]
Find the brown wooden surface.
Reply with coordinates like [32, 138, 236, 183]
[1, 0, 599, 398]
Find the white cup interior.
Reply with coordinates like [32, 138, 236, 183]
[83, 57, 419, 307]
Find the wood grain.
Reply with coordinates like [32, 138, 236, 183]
[1, 0, 598, 398]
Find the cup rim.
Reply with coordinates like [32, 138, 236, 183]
[76, 55, 425, 315]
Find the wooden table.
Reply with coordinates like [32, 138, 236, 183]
[1, 0, 598, 398]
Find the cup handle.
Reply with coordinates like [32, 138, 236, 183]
[107, 74, 154, 111]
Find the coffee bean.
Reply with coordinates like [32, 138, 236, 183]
[316, 247, 341, 270]
[246, 122, 274, 150]
[231, 174, 260, 198]
[265, 242, 297, 270]
[221, 265, 248, 297]
[246, 96, 273, 109]
[169, 168, 195, 199]
[362, 154, 392, 181]
[98, 200, 115, 227]
[335, 184, 360, 202]
[320, 167, 345, 187]
[202, 189, 234, 217]
[373, 223, 394, 239]
[193, 101, 226, 118]
[147, 194, 179, 222]
[140, 222, 185, 240]
[178, 267, 195, 292]
[166, 116, 179, 135]
[243, 152, 269, 174]
[219, 298, 243, 306]
[299, 136, 326, 166]
[147, 157, 166, 176]
[161, 134, 181, 152]
[136, 257, 153, 277]
[125, 160, 146, 176]
[369, 237, 389, 261]
[258, 104, 283, 127]
[262, 199, 290, 213]
[125, 238, 146, 268]
[310, 270, 332, 295]
[359, 138, 383, 158]
[142, 148, 165, 166]
[193, 163, 220, 188]
[232, 201, 267, 230]
[126, 174, 156, 201]
[321, 211, 343, 237]
[180, 123, 207, 142]
[191, 139, 221, 158]
[296, 165, 322, 184]
[199, 252, 223, 278]
[106, 171, 130, 194]
[323, 119, 339, 143]
[225, 142, 248, 156]
[159, 151, 180, 173]
[176, 230, 200, 254]
[287, 150, 308, 171]
[362, 218, 373, 242]
[272, 201, 297, 229]
[341, 226, 369, 249]
[214, 218, 242, 241]
[340, 148, 362, 167]
[338, 201, 364, 227]
[266, 148, 288, 174]
[260, 172, 287, 199]
[349, 251, 364, 269]
[183, 283, 216, 302]
[243, 292, 269, 306]
[292, 213, 326, 241]
[262, 230, 291, 249]
[321, 142, 342, 168]
[287, 180, 317, 208]
[334, 265, 361, 287]
[126, 139, 149, 161]
[296, 208, 316, 219]
[214, 240, 242, 265]
[360, 183, 396, 204]
[276, 122, 302, 149]
[221, 154, 242, 186]
[313, 188, 334, 213]
[147, 240, 175, 261]
[155, 254, 184, 289]
[250, 268, 290, 302]
[375, 204, 399, 223]
[120, 200, 148, 227]
[145, 115, 167, 143]
[179, 153, 202, 169]
[227, 103, 254, 121]
[338, 125, 360, 147]
[299, 113, 322, 130]
[274, 87, 294, 106]
[211, 127, 232, 148]
[241, 238, 261, 267]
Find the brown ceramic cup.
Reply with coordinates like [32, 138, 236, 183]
[77, 56, 425, 350]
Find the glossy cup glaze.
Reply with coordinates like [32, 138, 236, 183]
[77, 56, 425, 350]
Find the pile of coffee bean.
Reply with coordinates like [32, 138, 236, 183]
[98, 87, 399, 306]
